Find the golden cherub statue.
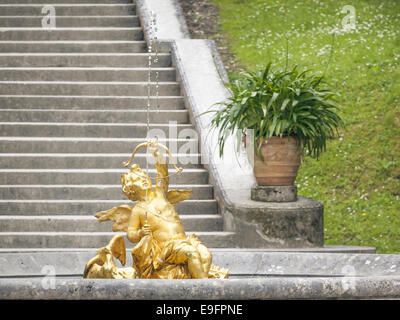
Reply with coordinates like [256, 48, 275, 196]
[83, 140, 229, 279]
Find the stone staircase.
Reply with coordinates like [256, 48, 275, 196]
[0, 0, 236, 249]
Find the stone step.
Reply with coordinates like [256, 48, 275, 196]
[0, 153, 202, 169]
[0, 16, 140, 28]
[0, 41, 153, 53]
[0, 95, 184, 109]
[0, 109, 188, 123]
[0, 215, 223, 232]
[0, 199, 218, 215]
[0, 184, 214, 200]
[0, 231, 236, 248]
[0, 168, 209, 185]
[1, 0, 133, 3]
[0, 67, 176, 82]
[0, 81, 180, 96]
[0, 28, 143, 41]
[0, 4, 136, 16]
[0, 53, 171, 67]
[0, 137, 197, 153]
[0, 123, 196, 138]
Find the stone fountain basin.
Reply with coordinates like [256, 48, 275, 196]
[0, 248, 399, 299]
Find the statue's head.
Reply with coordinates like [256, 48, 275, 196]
[121, 164, 152, 201]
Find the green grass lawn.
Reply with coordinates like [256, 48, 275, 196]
[210, 0, 400, 253]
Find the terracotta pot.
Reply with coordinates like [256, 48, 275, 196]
[253, 136, 302, 186]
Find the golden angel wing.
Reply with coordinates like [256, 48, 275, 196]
[107, 234, 127, 266]
[83, 255, 103, 278]
[94, 205, 133, 232]
[167, 189, 193, 205]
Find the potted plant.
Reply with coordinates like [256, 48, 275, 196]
[203, 62, 344, 186]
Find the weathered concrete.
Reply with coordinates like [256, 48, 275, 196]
[0, 231, 236, 249]
[0, 28, 144, 41]
[0, 16, 140, 28]
[0, 4, 137, 16]
[0, 153, 202, 169]
[0, 109, 187, 123]
[0, 199, 218, 216]
[222, 195, 324, 248]
[0, 184, 214, 201]
[0, 81, 180, 96]
[251, 185, 298, 202]
[136, 0, 189, 41]
[0, 168, 208, 185]
[1, 277, 399, 299]
[0, 95, 185, 109]
[1, 250, 399, 299]
[0, 137, 197, 153]
[0, 214, 222, 232]
[0, 67, 176, 82]
[1, 0, 132, 3]
[0, 53, 171, 68]
[0, 123, 194, 138]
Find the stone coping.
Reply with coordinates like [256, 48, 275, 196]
[0, 277, 399, 299]
[0, 249, 399, 299]
[135, 0, 190, 41]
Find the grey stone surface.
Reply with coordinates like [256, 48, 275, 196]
[0, 16, 140, 28]
[224, 196, 324, 248]
[0, 137, 196, 153]
[0, 67, 176, 82]
[2, 0, 132, 3]
[1, 277, 399, 300]
[0, 168, 208, 185]
[0, 250, 399, 299]
[0, 123, 194, 138]
[0, 28, 144, 41]
[0, 41, 151, 53]
[0, 184, 213, 200]
[0, 199, 217, 215]
[0, 231, 236, 249]
[0, 4, 137, 16]
[1, 249, 388, 278]
[0, 214, 222, 232]
[0, 81, 179, 96]
[0, 53, 171, 68]
[136, 0, 189, 41]
[0, 95, 185, 109]
[0, 109, 187, 124]
[251, 185, 298, 202]
[0, 153, 201, 169]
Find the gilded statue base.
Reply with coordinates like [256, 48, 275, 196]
[83, 141, 229, 279]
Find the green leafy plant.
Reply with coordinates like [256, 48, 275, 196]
[205, 62, 344, 159]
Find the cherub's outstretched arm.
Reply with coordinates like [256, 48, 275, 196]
[148, 141, 183, 199]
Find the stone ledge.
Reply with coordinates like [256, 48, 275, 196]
[2, 249, 391, 278]
[0, 276, 399, 300]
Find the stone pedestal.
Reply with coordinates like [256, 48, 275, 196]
[251, 185, 297, 202]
